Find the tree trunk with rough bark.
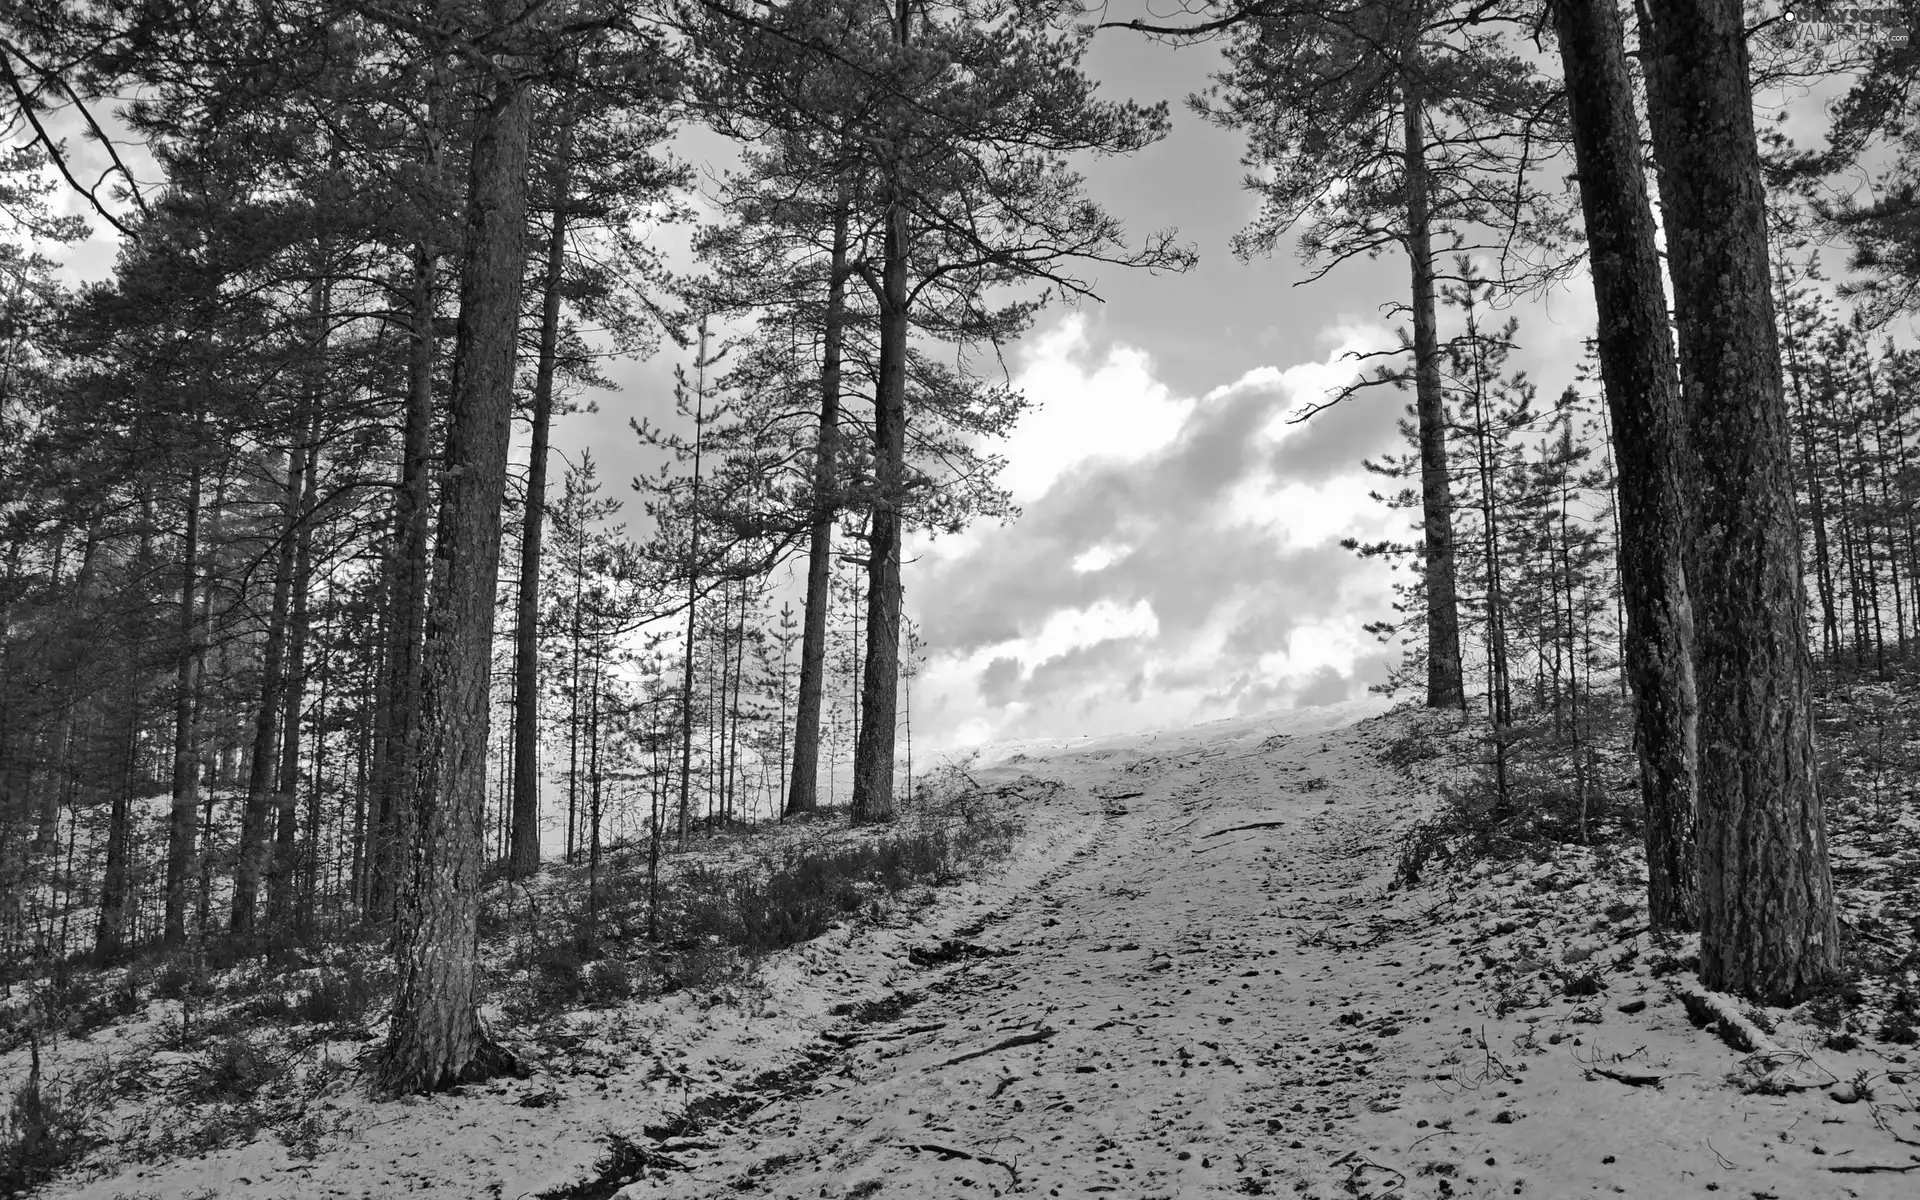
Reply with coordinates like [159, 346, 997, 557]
[376, 25, 532, 1094]
[371, 238, 439, 928]
[851, 152, 908, 826]
[1551, 0, 1700, 932]
[1639, 0, 1837, 1003]
[1402, 77, 1466, 713]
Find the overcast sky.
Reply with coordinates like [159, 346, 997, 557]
[40, 4, 1880, 760]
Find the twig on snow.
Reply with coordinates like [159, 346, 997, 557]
[1828, 1162, 1920, 1174]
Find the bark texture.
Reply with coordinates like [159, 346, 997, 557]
[851, 112, 908, 827]
[1402, 78, 1466, 712]
[370, 240, 438, 926]
[376, 36, 531, 1094]
[1639, 0, 1837, 1002]
[1551, 0, 1699, 932]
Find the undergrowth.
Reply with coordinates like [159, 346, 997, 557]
[1385, 665, 1920, 1043]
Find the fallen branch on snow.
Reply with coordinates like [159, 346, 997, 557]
[931, 1027, 1057, 1069]
[900, 1141, 1021, 1184]
[1675, 982, 1783, 1057]
[1200, 820, 1291, 840]
[1590, 1066, 1663, 1087]
[1828, 1162, 1920, 1174]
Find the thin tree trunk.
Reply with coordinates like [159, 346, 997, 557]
[1778, 267, 1840, 666]
[510, 114, 574, 880]
[783, 199, 844, 818]
[233, 445, 302, 935]
[1552, 0, 1699, 931]
[678, 322, 709, 847]
[164, 455, 204, 948]
[298, 596, 330, 935]
[269, 414, 322, 929]
[1639, 0, 1837, 1002]
[377, 22, 532, 1093]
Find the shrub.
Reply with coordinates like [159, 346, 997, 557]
[531, 946, 587, 1004]
[583, 958, 634, 1007]
[152, 959, 210, 1002]
[299, 961, 381, 1028]
[1, 1056, 98, 1195]
[192, 1035, 285, 1102]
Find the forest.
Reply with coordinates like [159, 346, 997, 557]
[2, 0, 1920, 1197]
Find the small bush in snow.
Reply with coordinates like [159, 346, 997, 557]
[191, 1034, 284, 1102]
[0, 1052, 98, 1195]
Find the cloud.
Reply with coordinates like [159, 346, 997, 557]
[905, 314, 1411, 751]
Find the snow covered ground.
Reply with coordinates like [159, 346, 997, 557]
[21, 694, 1920, 1198]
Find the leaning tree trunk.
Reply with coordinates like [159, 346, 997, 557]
[1402, 77, 1466, 713]
[376, 29, 533, 1095]
[509, 113, 574, 880]
[1551, 0, 1700, 932]
[1639, 0, 1837, 1003]
[787, 199, 849, 818]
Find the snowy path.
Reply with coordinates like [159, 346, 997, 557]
[47, 701, 1920, 1199]
[634, 710, 1920, 1200]
[641, 718, 1445, 1198]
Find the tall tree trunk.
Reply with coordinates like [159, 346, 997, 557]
[299, 593, 331, 934]
[97, 691, 138, 959]
[787, 198, 848, 821]
[377, 23, 532, 1094]
[233, 446, 302, 935]
[852, 46, 909, 826]
[98, 511, 156, 957]
[1551, 0, 1699, 931]
[678, 323, 709, 846]
[1639, 0, 1837, 1002]
[1777, 266, 1840, 666]
[269, 416, 321, 929]
[584, 644, 602, 955]
[370, 57, 449, 926]
[566, 571, 582, 862]
[371, 238, 440, 927]
[509, 114, 574, 880]
[163, 456, 204, 948]
[1402, 75, 1466, 712]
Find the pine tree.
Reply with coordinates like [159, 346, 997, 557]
[1549, 0, 1699, 929]
[1638, 0, 1837, 1002]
